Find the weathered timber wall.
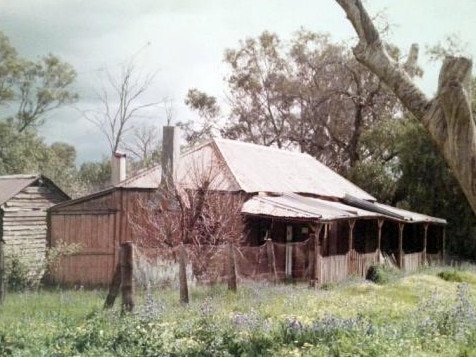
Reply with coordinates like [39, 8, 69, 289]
[2, 185, 67, 278]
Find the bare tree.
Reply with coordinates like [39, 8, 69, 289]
[85, 62, 160, 153]
[334, 0, 476, 215]
[124, 124, 161, 171]
[129, 159, 244, 303]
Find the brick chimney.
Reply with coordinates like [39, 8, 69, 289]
[111, 151, 127, 186]
[160, 126, 180, 188]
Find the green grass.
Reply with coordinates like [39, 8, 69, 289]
[1, 267, 476, 356]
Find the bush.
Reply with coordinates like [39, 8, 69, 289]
[438, 269, 464, 282]
[366, 265, 394, 284]
[5, 254, 29, 292]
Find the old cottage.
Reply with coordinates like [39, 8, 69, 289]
[0, 174, 70, 279]
[48, 127, 446, 286]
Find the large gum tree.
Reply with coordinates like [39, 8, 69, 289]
[335, 0, 476, 216]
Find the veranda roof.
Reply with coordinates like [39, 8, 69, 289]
[242, 192, 446, 224]
[242, 192, 383, 222]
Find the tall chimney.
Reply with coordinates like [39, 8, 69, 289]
[161, 126, 180, 188]
[111, 151, 127, 186]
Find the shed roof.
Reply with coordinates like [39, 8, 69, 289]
[0, 174, 70, 206]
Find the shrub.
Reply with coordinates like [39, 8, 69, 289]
[5, 254, 29, 292]
[366, 265, 394, 284]
[438, 269, 464, 282]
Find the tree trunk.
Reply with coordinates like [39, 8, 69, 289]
[335, 0, 476, 216]
[179, 244, 189, 304]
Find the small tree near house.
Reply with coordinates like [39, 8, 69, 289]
[129, 159, 245, 304]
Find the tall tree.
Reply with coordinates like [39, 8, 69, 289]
[187, 30, 402, 174]
[0, 31, 78, 132]
[334, 0, 476, 216]
[180, 88, 220, 147]
[85, 62, 160, 153]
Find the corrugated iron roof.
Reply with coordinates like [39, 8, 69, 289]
[242, 192, 446, 224]
[373, 202, 447, 224]
[109, 139, 376, 201]
[242, 192, 383, 221]
[175, 139, 376, 200]
[342, 194, 446, 224]
[0, 174, 40, 205]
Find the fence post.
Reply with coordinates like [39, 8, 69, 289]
[377, 219, 384, 264]
[227, 242, 237, 292]
[266, 238, 277, 283]
[0, 240, 4, 304]
[104, 262, 121, 309]
[311, 224, 323, 289]
[423, 223, 428, 266]
[121, 242, 135, 313]
[398, 223, 405, 270]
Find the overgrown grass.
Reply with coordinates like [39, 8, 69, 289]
[1, 267, 476, 356]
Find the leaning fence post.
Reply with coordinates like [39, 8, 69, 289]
[104, 262, 121, 309]
[121, 241, 135, 313]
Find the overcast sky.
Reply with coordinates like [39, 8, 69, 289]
[1, 0, 475, 164]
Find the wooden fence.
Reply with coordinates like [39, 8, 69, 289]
[403, 252, 423, 272]
[104, 240, 436, 311]
[319, 254, 348, 284]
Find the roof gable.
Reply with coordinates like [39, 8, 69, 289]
[0, 175, 39, 205]
[0, 174, 70, 205]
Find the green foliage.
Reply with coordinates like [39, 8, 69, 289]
[2, 269, 476, 355]
[0, 31, 78, 132]
[5, 254, 29, 292]
[438, 269, 464, 283]
[395, 118, 476, 258]
[365, 264, 397, 285]
[77, 158, 111, 193]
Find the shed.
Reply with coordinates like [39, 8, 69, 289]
[0, 174, 70, 279]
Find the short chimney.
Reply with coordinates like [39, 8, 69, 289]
[161, 126, 180, 188]
[111, 151, 127, 186]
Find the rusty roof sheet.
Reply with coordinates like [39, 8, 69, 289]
[242, 192, 382, 221]
[0, 174, 40, 205]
